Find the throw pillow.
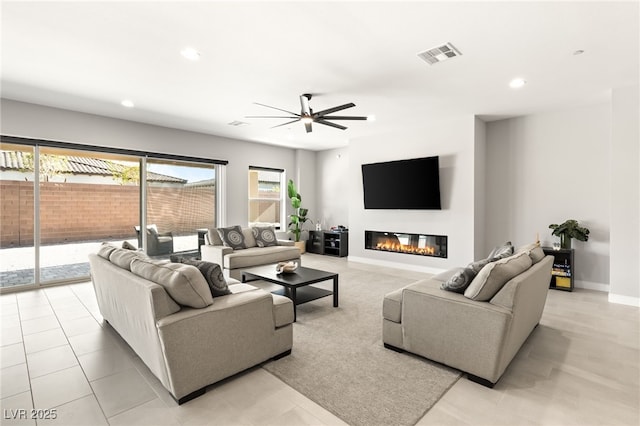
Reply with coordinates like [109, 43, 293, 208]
[217, 225, 247, 250]
[488, 241, 514, 260]
[207, 228, 224, 246]
[516, 242, 546, 264]
[464, 251, 533, 301]
[130, 257, 214, 308]
[97, 243, 117, 259]
[441, 267, 477, 293]
[173, 257, 231, 298]
[122, 241, 137, 250]
[467, 257, 494, 274]
[252, 226, 278, 247]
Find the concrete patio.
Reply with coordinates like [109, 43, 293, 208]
[0, 235, 200, 288]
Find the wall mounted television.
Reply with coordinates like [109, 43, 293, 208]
[361, 156, 441, 210]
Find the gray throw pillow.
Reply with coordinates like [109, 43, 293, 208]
[252, 226, 278, 247]
[464, 251, 533, 301]
[217, 225, 246, 250]
[441, 267, 477, 293]
[174, 258, 231, 298]
[488, 241, 514, 260]
[467, 257, 494, 273]
[122, 241, 137, 250]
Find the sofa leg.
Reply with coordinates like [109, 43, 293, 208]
[175, 387, 206, 405]
[272, 349, 292, 360]
[467, 374, 495, 388]
[383, 343, 404, 353]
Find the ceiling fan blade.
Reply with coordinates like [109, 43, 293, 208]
[313, 103, 356, 117]
[304, 121, 313, 133]
[321, 115, 368, 121]
[316, 119, 347, 130]
[253, 102, 299, 116]
[271, 119, 301, 129]
[245, 115, 299, 119]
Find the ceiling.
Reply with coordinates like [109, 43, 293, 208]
[2, 1, 638, 151]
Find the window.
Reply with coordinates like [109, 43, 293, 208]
[248, 167, 284, 229]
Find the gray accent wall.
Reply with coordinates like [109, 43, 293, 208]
[485, 103, 612, 291]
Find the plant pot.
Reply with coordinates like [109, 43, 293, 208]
[294, 241, 306, 254]
[560, 234, 572, 249]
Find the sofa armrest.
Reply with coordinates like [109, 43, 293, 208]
[400, 279, 512, 382]
[277, 239, 295, 246]
[156, 290, 282, 399]
[201, 244, 232, 266]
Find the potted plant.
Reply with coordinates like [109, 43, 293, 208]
[287, 179, 311, 253]
[549, 219, 590, 249]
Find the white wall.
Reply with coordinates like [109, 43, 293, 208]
[610, 85, 640, 305]
[474, 117, 487, 260]
[346, 115, 476, 272]
[485, 103, 611, 290]
[0, 99, 313, 228]
[316, 147, 349, 229]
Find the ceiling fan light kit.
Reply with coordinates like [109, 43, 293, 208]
[247, 93, 368, 133]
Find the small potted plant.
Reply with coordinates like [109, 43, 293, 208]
[549, 219, 590, 249]
[287, 179, 311, 253]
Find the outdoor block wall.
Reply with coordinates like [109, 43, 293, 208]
[0, 181, 215, 247]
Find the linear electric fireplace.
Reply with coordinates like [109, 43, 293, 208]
[365, 230, 447, 258]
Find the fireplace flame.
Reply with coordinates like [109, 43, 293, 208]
[375, 239, 436, 256]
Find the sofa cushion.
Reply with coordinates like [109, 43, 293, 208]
[440, 266, 477, 293]
[224, 246, 301, 270]
[130, 258, 214, 308]
[271, 294, 294, 327]
[173, 258, 232, 298]
[242, 227, 257, 248]
[252, 226, 278, 247]
[464, 251, 533, 301]
[488, 241, 514, 260]
[109, 247, 147, 271]
[218, 225, 247, 250]
[122, 240, 138, 250]
[382, 287, 404, 323]
[516, 242, 546, 264]
[97, 243, 117, 260]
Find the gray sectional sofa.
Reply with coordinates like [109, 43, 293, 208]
[89, 245, 294, 404]
[201, 227, 301, 280]
[383, 244, 553, 387]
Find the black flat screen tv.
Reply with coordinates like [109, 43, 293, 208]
[361, 156, 441, 209]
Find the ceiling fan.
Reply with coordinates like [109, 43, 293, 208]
[246, 93, 368, 133]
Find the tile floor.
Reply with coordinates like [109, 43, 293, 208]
[1, 255, 639, 426]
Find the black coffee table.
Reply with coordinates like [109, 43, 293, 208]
[241, 265, 339, 321]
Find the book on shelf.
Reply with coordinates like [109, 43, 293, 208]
[555, 277, 571, 288]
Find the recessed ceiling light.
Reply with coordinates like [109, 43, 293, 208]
[121, 99, 134, 108]
[573, 49, 585, 56]
[181, 47, 201, 61]
[509, 78, 527, 89]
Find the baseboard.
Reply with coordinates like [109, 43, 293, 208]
[347, 256, 445, 275]
[574, 280, 609, 292]
[608, 293, 640, 307]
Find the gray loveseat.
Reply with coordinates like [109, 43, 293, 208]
[89, 245, 294, 404]
[201, 227, 301, 280]
[383, 245, 552, 387]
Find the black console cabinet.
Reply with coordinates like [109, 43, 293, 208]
[542, 247, 574, 291]
[307, 231, 349, 257]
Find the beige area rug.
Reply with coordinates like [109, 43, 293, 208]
[261, 262, 461, 426]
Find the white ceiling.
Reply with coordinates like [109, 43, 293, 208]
[2, 1, 638, 151]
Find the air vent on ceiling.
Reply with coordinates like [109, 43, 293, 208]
[417, 42, 462, 65]
[228, 120, 249, 126]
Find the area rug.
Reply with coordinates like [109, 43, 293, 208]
[262, 264, 461, 426]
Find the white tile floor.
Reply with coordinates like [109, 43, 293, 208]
[1, 255, 639, 426]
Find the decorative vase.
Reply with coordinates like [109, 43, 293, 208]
[294, 240, 306, 254]
[560, 234, 572, 249]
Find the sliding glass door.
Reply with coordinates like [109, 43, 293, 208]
[145, 158, 216, 259]
[37, 146, 140, 284]
[0, 143, 36, 290]
[0, 138, 222, 291]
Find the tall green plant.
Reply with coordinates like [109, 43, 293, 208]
[287, 179, 310, 242]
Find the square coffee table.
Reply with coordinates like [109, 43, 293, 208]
[241, 265, 339, 321]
